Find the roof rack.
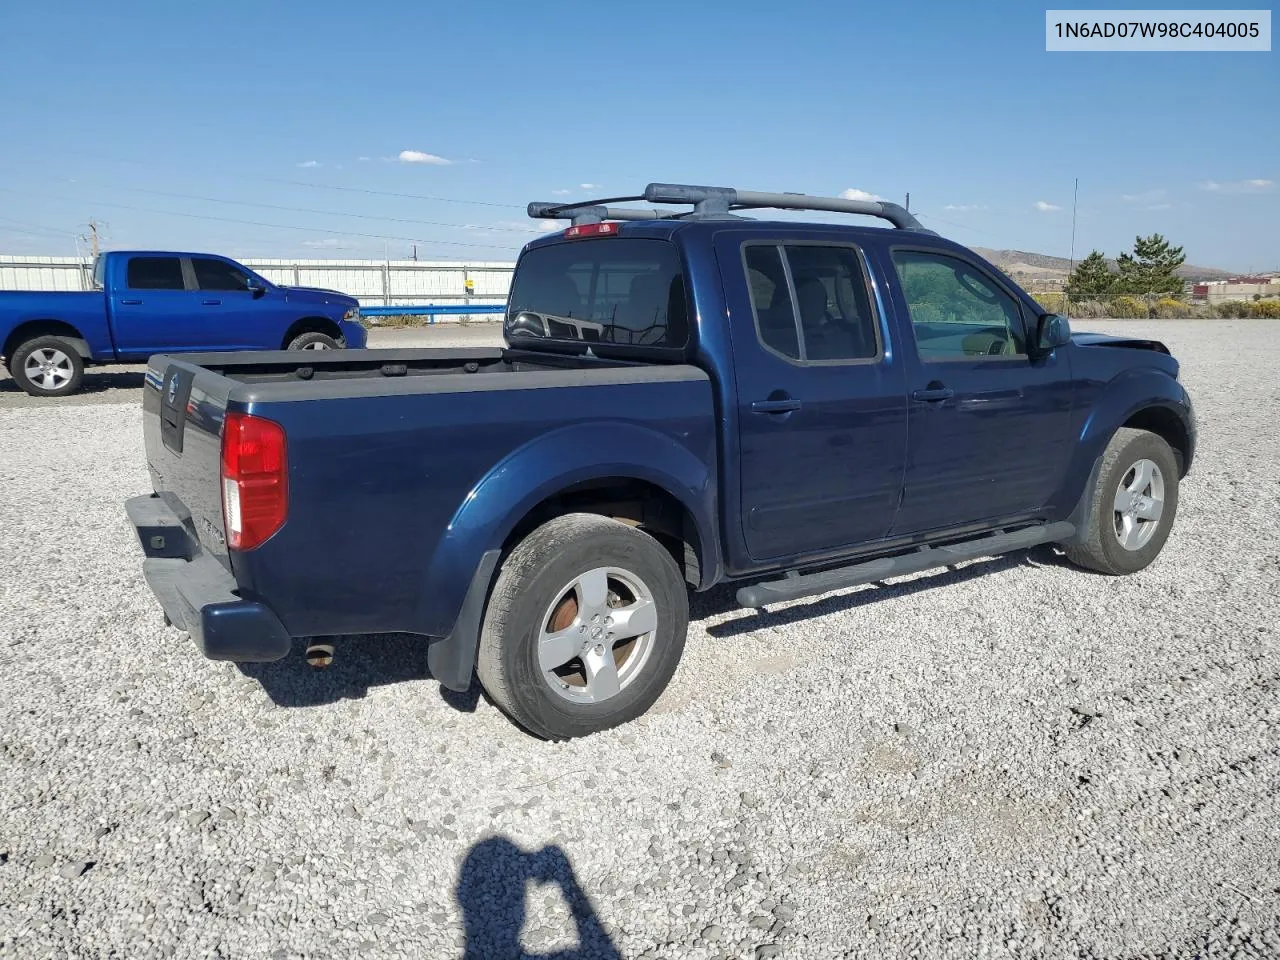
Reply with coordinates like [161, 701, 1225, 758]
[528, 182, 933, 233]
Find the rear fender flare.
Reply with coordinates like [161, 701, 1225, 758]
[417, 421, 718, 639]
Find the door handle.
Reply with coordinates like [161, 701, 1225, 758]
[911, 386, 955, 403]
[201, 299, 222, 305]
[751, 398, 802, 414]
[119, 299, 142, 305]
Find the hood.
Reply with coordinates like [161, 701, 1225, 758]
[278, 284, 358, 307]
[1071, 331, 1170, 355]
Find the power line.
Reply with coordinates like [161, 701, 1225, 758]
[0, 187, 529, 253]
[61, 178, 538, 232]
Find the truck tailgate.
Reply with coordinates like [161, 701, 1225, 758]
[141, 357, 235, 568]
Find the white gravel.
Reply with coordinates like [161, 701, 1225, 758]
[1, 319, 1277, 960]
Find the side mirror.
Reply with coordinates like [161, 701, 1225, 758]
[246, 277, 267, 299]
[1035, 312, 1071, 353]
[508, 311, 546, 338]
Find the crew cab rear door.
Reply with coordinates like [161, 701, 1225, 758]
[883, 246, 1075, 535]
[715, 231, 909, 562]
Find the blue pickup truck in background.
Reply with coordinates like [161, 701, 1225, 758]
[1, 250, 365, 397]
[125, 183, 1196, 740]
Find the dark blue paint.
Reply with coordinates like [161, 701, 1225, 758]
[1, 250, 365, 366]
[134, 216, 1195, 667]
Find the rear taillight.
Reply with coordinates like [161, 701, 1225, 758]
[564, 221, 620, 239]
[220, 411, 288, 550]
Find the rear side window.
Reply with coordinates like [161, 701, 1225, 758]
[506, 238, 689, 349]
[126, 257, 185, 290]
[193, 258, 251, 292]
[744, 243, 880, 363]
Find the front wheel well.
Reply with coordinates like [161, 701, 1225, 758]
[1123, 406, 1189, 476]
[281, 316, 343, 348]
[502, 477, 704, 588]
[3, 319, 87, 361]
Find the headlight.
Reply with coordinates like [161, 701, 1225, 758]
[343, 306, 360, 322]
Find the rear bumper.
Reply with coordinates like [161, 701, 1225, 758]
[125, 494, 291, 662]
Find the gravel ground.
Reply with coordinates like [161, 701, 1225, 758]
[0, 319, 1277, 960]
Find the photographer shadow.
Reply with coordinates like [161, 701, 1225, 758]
[457, 836, 621, 960]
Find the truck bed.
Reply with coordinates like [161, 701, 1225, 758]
[139, 345, 717, 647]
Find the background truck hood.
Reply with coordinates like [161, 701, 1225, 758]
[278, 285, 358, 307]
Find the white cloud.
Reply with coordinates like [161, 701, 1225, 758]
[1035, 200, 1061, 212]
[841, 188, 883, 202]
[398, 150, 451, 165]
[1121, 188, 1166, 203]
[1201, 178, 1274, 194]
[552, 189, 572, 196]
[296, 160, 321, 169]
[302, 238, 344, 249]
[942, 203, 987, 212]
[580, 183, 601, 190]
[357, 156, 371, 162]
[536, 220, 561, 232]
[1147, 203, 1172, 211]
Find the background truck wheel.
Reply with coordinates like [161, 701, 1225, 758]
[477, 513, 689, 740]
[9, 336, 85, 397]
[1064, 427, 1180, 575]
[287, 331, 340, 351]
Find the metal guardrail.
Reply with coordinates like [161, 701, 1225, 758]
[361, 303, 506, 322]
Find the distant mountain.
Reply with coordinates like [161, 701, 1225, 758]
[972, 247, 1235, 282]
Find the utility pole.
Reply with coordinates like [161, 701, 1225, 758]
[86, 219, 102, 257]
[1068, 179, 1079, 273]
[905, 192, 910, 212]
[412, 243, 418, 261]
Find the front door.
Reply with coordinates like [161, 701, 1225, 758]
[190, 256, 269, 350]
[717, 233, 909, 562]
[885, 247, 1075, 536]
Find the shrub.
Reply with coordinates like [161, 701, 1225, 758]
[1153, 297, 1191, 319]
[1215, 300, 1250, 318]
[1108, 295, 1149, 319]
[1034, 292, 1066, 313]
[1249, 299, 1280, 319]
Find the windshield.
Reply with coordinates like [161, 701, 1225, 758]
[505, 238, 689, 350]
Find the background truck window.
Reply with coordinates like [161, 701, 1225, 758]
[192, 258, 252, 292]
[126, 257, 185, 291]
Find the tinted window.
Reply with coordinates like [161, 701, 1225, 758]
[126, 257, 185, 290]
[892, 251, 1026, 360]
[506, 239, 688, 348]
[744, 244, 880, 363]
[193, 258, 251, 292]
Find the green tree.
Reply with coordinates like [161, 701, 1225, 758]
[1115, 234, 1186, 297]
[1066, 250, 1114, 297]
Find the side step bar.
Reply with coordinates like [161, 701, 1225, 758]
[735, 521, 1075, 609]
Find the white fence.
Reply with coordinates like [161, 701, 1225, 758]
[0, 255, 517, 308]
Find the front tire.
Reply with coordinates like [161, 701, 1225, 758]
[476, 514, 689, 740]
[1064, 427, 1180, 575]
[287, 331, 341, 351]
[10, 336, 85, 397]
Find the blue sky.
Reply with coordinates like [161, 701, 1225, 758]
[0, 0, 1275, 269]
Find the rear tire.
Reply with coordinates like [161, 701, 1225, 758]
[1064, 427, 1180, 575]
[287, 331, 340, 351]
[477, 513, 689, 740]
[9, 336, 85, 397]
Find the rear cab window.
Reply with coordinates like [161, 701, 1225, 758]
[126, 256, 186, 291]
[506, 238, 690, 353]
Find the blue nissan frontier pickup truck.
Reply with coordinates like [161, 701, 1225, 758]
[125, 183, 1195, 739]
[1, 250, 365, 397]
